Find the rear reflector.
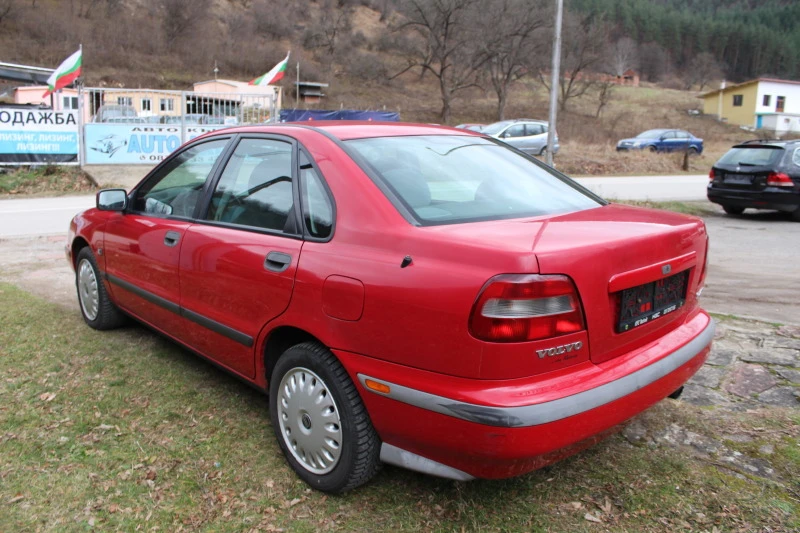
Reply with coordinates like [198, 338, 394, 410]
[469, 274, 585, 343]
[767, 172, 794, 187]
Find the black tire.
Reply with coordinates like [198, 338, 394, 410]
[687, 147, 699, 155]
[791, 207, 800, 222]
[269, 342, 381, 493]
[722, 205, 745, 215]
[648, 145, 658, 153]
[75, 247, 126, 330]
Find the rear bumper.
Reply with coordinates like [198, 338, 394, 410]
[337, 311, 714, 479]
[708, 185, 800, 212]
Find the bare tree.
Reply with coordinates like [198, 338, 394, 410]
[393, 0, 487, 122]
[478, 0, 548, 121]
[595, 80, 614, 117]
[0, 0, 14, 26]
[161, 0, 210, 47]
[685, 52, 724, 91]
[539, 13, 607, 111]
[303, 1, 353, 59]
[606, 37, 638, 77]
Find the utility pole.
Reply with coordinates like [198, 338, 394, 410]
[546, 0, 563, 167]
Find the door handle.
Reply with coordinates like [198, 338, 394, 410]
[164, 231, 181, 247]
[264, 251, 292, 272]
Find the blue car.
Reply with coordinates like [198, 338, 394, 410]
[617, 129, 703, 154]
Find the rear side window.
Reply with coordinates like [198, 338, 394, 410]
[717, 147, 783, 167]
[299, 151, 333, 239]
[347, 135, 601, 225]
[207, 138, 295, 233]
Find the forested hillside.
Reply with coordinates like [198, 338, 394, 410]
[571, 0, 800, 81]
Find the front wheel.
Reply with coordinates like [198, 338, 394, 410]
[648, 145, 658, 153]
[75, 247, 126, 330]
[269, 342, 381, 493]
[722, 205, 745, 216]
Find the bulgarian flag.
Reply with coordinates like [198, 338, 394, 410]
[43, 48, 82, 97]
[249, 52, 290, 86]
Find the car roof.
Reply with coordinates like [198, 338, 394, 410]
[216, 121, 479, 141]
[734, 138, 798, 148]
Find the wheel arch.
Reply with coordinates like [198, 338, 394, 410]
[263, 326, 327, 386]
[71, 237, 91, 269]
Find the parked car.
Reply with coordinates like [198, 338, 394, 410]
[482, 119, 559, 156]
[455, 123, 485, 132]
[92, 104, 137, 123]
[68, 122, 713, 493]
[708, 139, 800, 220]
[616, 129, 704, 153]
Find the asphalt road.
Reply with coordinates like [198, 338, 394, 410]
[0, 178, 797, 325]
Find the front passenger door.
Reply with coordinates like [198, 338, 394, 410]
[103, 138, 230, 333]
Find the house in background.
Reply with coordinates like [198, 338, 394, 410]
[701, 78, 800, 133]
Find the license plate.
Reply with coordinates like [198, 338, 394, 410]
[617, 270, 688, 332]
[724, 173, 754, 185]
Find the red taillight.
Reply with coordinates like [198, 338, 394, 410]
[766, 172, 794, 187]
[469, 274, 585, 343]
[708, 168, 715, 181]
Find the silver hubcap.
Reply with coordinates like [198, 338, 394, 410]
[277, 367, 342, 474]
[77, 258, 99, 321]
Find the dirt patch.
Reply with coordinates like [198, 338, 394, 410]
[0, 235, 77, 311]
[0, 166, 99, 197]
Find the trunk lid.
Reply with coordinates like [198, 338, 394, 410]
[531, 204, 707, 363]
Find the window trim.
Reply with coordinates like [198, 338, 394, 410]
[127, 136, 235, 220]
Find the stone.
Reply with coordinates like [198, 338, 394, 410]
[740, 349, 798, 367]
[757, 387, 800, 407]
[705, 348, 736, 367]
[776, 368, 800, 384]
[680, 385, 731, 407]
[722, 434, 753, 443]
[769, 338, 800, 351]
[776, 325, 800, 339]
[758, 444, 775, 455]
[726, 364, 777, 397]
[622, 419, 650, 446]
[689, 366, 725, 389]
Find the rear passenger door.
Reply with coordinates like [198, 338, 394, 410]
[178, 136, 304, 378]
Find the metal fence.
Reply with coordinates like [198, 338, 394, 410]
[81, 87, 277, 165]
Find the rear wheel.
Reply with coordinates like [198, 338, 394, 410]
[269, 342, 381, 493]
[75, 247, 126, 330]
[722, 205, 745, 216]
[687, 147, 699, 155]
[791, 207, 800, 222]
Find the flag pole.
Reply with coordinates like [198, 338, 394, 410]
[77, 43, 85, 168]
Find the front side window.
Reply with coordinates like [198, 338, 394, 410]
[503, 124, 525, 138]
[661, 131, 676, 139]
[347, 135, 601, 225]
[134, 139, 228, 217]
[733, 94, 743, 107]
[207, 138, 295, 232]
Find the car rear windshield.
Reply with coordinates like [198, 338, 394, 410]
[345, 135, 603, 225]
[717, 146, 784, 166]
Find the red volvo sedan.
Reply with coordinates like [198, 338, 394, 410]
[67, 123, 713, 493]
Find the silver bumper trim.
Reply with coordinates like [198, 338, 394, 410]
[379, 443, 474, 481]
[359, 318, 715, 428]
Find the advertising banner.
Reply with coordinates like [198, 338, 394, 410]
[0, 107, 80, 164]
[84, 124, 228, 165]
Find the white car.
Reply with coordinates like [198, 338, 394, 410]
[482, 119, 559, 156]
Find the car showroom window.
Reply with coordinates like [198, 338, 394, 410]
[347, 135, 601, 225]
[134, 139, 228, 217]
[207, 138, 295, 233]
[299, 150, 333, 239]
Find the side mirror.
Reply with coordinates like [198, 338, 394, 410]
[97, 189, 128, 211]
